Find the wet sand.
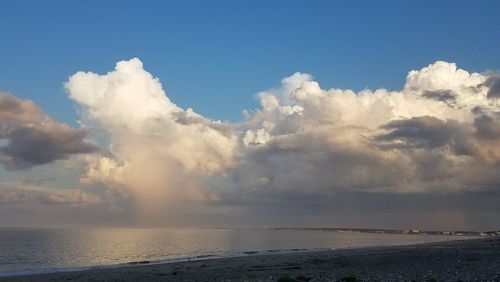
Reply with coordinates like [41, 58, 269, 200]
[5, 236, 500, 281]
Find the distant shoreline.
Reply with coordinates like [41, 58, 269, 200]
[265, 227, 498, 237]
[4, 236, 500, 281]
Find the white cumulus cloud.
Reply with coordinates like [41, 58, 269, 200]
[65, 58, 238, 220]
[64, 59, 500, 224]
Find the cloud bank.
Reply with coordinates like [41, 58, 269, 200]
[2, 58, 499, 228]
[0, 93, 98, 170]
[237, 61, 500, 197]
[64, 59, 500, 214]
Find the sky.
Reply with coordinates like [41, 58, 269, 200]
[1, 1, 500, 230]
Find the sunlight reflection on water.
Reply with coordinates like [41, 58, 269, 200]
[0, 228, 476, 273]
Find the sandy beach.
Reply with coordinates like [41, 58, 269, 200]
[4, 236, 500, 282]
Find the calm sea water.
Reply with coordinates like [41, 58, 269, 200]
[0, 228, 476, 275]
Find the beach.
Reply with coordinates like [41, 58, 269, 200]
[4, 236, 500, 282]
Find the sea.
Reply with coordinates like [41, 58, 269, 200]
[0, 228, 477, 276]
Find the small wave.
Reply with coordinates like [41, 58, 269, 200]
[127, 260, 151, 265]
[195, 254, 215, 259]
[243, 251, 259, 255]
[0, 266, 94, 278]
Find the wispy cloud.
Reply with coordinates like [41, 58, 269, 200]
[0, 181, 102, 206]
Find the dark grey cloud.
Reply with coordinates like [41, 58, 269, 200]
[0, 92, 99, 170]
[482, 74, 500, 99]
[232, 129, 411, 197]
[471, 106, 483, 115]
[375, 116, 469, 150]
[2, 126, 98, 169]
[172, 111, 205, 125]
[474, 115, 500, 140]
[172, 110, 234, 136]
[422, 89, 457, 105]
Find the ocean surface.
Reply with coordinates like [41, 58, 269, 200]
[0, 228, 477, 276]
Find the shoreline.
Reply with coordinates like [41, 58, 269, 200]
[4, 236, 500, 281]
[0, 247, 334, 278]
[0, 236, 472, 277]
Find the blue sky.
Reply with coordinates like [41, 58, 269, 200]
[1, 0, 499, 123]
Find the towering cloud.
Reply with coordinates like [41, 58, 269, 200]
[0, 93, 98, 170]
[65, 59, 238, 219]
